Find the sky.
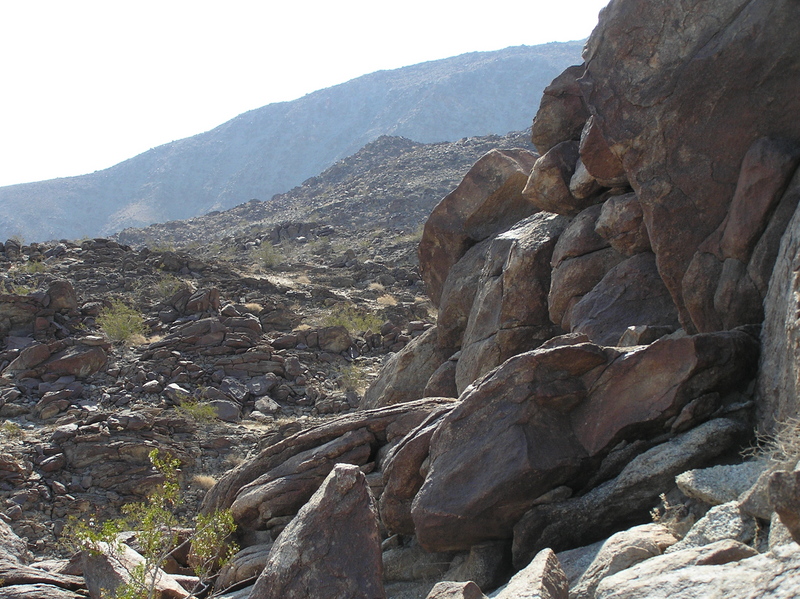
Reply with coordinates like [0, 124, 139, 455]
[0, 0, 609, 188]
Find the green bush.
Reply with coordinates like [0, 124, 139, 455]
[97, 299, 145, 343]
[176, 399, 217, 423]
[256, 242, 284, 269]
[66, 449, 237, 599]
[323, 304, 383, 334]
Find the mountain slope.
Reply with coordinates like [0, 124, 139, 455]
[0, 42, 583, 243]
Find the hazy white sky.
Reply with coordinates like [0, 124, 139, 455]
[0, 0, 608, 188]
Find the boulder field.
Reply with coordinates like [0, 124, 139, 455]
[3, 0, 800, 598]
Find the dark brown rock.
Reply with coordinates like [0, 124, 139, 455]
[769, 470, 800, 544]
[249, 464, 385, 599]
[523, 141, 586, 215]
[380, 406, 455, 535]
[531, 64, 589, 154]
[578, 116, 627, 187]
[581, 0, 800, 330]
[423, 357, 459, 399]
[455, 213, 568, 392]
[568, 252, 679, 346]
[46, 280, 78, 312]
[362, 327, 454, 409]
[412, 343, 608, 551]
[594, 193, 650, 256]
[42, 345, 107, 378]
[317, 325, 351, 353]
[418, 149, 539, 305]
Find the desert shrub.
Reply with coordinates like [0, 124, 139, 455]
[0, 421, 23, 439]
[323, 304, 383, 334]
[175, 399, 217, 423]
[66, 449, 237, 599]
[745, 417, 800, 467]
[98, 299, 145, 343]
[338, 363, 368, 393]
[256, 242, 284, 269]
[152, 275, 186, 301]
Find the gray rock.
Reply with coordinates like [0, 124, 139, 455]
[676, 461, 766, 507]
[491, 548, 567, 599]
[665, 502, 757, 554]
[249, 464, 385, 599]
[425, 581, 487, 599]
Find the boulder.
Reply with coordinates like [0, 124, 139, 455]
[757, 191, 800, 431]
[594, 193, 650, 256]
[570, 524, 677, 599]
[200, 398, 455, 517]
[231, 428, 375, 531]
[676, 460, 766, 507]
[317, 325, 351, 353]
[531, 64, 589, 154]
[512, 418, 750, 567]
[594, 542, 797, 599]
[492, 548, 568, 599]
[426, 581, 486, 599]
[523, 141, 587, 215]
[578, 116, 627, 187]
[568, 253, 679, 346]
[249, 464, 385, 599]
[42, 345, 107, 378]
[768, 469, 800, 544]
[664, 502, 756, 554]
[0, 585, 85, 599]
[581, 0, 800, 331]
[413, 343, 609, 551]
[215, 543, 272, 591]
[455, 213, 568, 393]
[46, 280, 78, 312]
[418, 149, 540, 305]
[362, 327, 454, 409]
[547, 205, 625, 330]
[380, 406, 456, 535]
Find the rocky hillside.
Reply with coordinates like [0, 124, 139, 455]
[114, 131, 533, 249]
[0, 42, 582, 243]
[2, 1, 800, 599]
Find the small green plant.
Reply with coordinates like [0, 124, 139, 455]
[323, 304, 383, 334]
[18, 260, 47, 274]
[255, 242, 284, 269]
[66, 449, 237, 599]
[175, 399, 217, 423]
[1, 421, 23, 439]
[7, 283, 33, 296]
[338, 364, 368, 393]
[97, 299, 145, 343]
[152, 275, 186, 301]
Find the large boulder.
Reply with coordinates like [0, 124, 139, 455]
[418, 149, 539, 305]
[361, 327, 454, 409]
[581, 0, 800, 332]
[455, 213, 568, 393]
[249, 464, 385, 599]
[531, 64, 589, 154]
[568, 252, 679, 346]
[757, 193, 800, 431]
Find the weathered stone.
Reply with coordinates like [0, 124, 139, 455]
[317, 325, 351, 353]
[423, 357, 459, 399]
[581, 0, 800, 331]
[512, 418, 749, 567]
[46, 280, 78, 312]
[571, 524, 677, 599]
[0, 584, 84, 599]
[571, 330, 757, 456]
[758, 190, 800, 431]
[362, 327, 453, 409]
[594, 542, 795, 599]
[2, 343, 51, 376]
[201, 399, 454, 517]
[676, 461, 766, 507]
[569, 160, 602, 201]
[82, 543, 188, 599]
[492, 548, 568, 599]
[426, 581, 486, 599]
[455, 213, 568, 393]
[419, 149, 540, 305]
[769, 469, 800, 544]
[413, 343, 608, 551]
[216, 543, 272, 591]
[249, 464, 385, 599]
[42, 346, 107, 378]
[231, 428, 375, 531]
[531, 64, 589, 154]
[380, 406, 455, 535]
[523, 141, 586, 215]
[595, 193, 650, 256]
[578, 116, 627, 187]
[383, 538, 455, 583]
[665, 502, 756, 554]
[569, 253, 679, 346]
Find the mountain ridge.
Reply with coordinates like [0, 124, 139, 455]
[0, 41, 583, 243]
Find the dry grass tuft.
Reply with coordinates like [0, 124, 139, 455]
[377, 293, 398, 306]
[192, 474, 218, 490]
